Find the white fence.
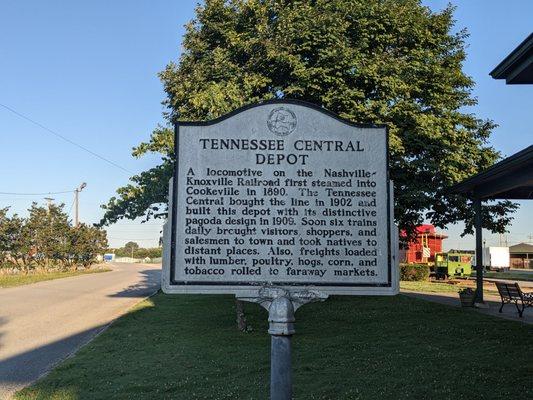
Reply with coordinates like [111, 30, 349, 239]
[112, 257, 162, 264]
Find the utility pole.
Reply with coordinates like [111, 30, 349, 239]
[74, 182, 87, 227]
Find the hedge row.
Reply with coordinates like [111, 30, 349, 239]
[399, 263, 430, 281]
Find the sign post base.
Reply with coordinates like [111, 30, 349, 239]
[238, 287, 328, 400]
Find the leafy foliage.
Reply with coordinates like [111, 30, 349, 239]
[0, 207, 31, 270]
[67, 224, 108, 267]
[99, 0, 517, 236]
[0, 204, 108, 272]
[109, 246, 162, 259]
[399, 263, 430, 281]
[124, 241, 140, 253]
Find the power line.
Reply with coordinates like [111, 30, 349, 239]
[0, 190, 73, 196]
[107, 237, 159, 241]
[67, 196, 76, 217]
[105, 227, 163, 232]
[0, 103, 133, 174]
[110, 222, 166, 226]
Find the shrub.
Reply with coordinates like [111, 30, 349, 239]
[400, 263, 430, 281]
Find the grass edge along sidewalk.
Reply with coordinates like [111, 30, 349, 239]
[400, 280, 502, 296]
[15, 293, 532, 400]
[0, 266, 111, 288]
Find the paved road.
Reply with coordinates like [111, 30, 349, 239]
[0, 263, 161, 399]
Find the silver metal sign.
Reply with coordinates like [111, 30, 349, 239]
[162, 100, 398, 296]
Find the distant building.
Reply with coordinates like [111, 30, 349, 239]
[400, 224, 448, 264]
[509, 242, 533, 269]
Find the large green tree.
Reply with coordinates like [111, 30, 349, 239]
[26, 203, 71, 269]
[100, 0, 517, 235]
[0, 208, 32, 270]
[67, 223, 108, 268]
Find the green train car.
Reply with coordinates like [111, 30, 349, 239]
[434, 252, 472, 279]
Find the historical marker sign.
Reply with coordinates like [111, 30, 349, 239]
[162, 100, 398, 296]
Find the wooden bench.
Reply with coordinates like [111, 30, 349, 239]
[494, 281, 533, 318]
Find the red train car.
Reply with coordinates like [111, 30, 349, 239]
[400, 224, 448, 264]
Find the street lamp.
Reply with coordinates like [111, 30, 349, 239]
[74, 182, 87, 227]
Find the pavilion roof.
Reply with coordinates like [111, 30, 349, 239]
[450, 145, 533, 200]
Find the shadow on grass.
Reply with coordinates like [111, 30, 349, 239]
[13, 294, 533, 400]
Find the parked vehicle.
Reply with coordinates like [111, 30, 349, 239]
[472, 247, 510, 271]
[434, 252, 472, 279]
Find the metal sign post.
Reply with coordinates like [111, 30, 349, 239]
[238, 287, 328, 400]
[267, 296, 295, 400]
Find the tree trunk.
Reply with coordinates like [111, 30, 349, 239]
[235, 299, 247, 331]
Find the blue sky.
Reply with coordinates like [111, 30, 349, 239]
[0, 1, 531, 249]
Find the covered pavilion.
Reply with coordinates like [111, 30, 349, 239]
[450, 34, 533, 303]
[450, 146, 533, 302]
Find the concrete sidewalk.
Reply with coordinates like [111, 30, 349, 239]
[402, 290, 533, 325]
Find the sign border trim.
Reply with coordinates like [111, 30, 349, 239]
[169, 99, 391, 289]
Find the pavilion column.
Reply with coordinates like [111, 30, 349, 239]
[474, 197, 484, 303]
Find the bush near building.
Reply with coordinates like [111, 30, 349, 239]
[400, 263, 430, 281]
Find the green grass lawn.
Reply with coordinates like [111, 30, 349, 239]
[400, 280, 463, 293]
[15, 293, 533, 400]
[400, 280, 501, 296]
[0, 267, 111, 288]
[400, 280, 499, 297]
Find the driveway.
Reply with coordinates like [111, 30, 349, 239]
[0, 263, 161, 399]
